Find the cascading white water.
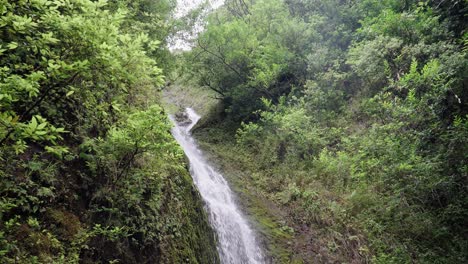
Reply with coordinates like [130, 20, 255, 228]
[171, 108, 264, 264]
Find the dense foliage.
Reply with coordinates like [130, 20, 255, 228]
[187, 0, 468, 262]
[0, 0, 218, 263]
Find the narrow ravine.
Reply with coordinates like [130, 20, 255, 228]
[171, 108, 264, 264]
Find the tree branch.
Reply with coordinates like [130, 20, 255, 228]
[197, 39, 244, 80]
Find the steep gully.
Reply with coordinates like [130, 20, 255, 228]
[171, 108, 265, 264]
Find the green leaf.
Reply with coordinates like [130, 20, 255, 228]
[7, 42, 18, 50]
[111, 103, 121, 112]
[35, 130, 47, 136]
[55, 127, 66, 133]
[37, 122, 47, 130]
[30, 116, 38, 130]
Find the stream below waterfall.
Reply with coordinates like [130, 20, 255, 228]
[171, 108, 264, 264]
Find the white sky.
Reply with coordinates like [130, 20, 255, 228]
[174, 0, 225, 19]
[169, 0, 225, 51]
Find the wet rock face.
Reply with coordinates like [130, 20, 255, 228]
[175, 111, 192, 126]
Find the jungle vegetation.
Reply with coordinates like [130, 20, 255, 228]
[1, 0, 467, 263]
[0, 0, 219, 263]
[180, 0, 468, 262]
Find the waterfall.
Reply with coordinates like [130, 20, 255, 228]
[171, 108, 264, 264]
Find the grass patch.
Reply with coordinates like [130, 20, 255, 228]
[162, 83, 219, 118]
